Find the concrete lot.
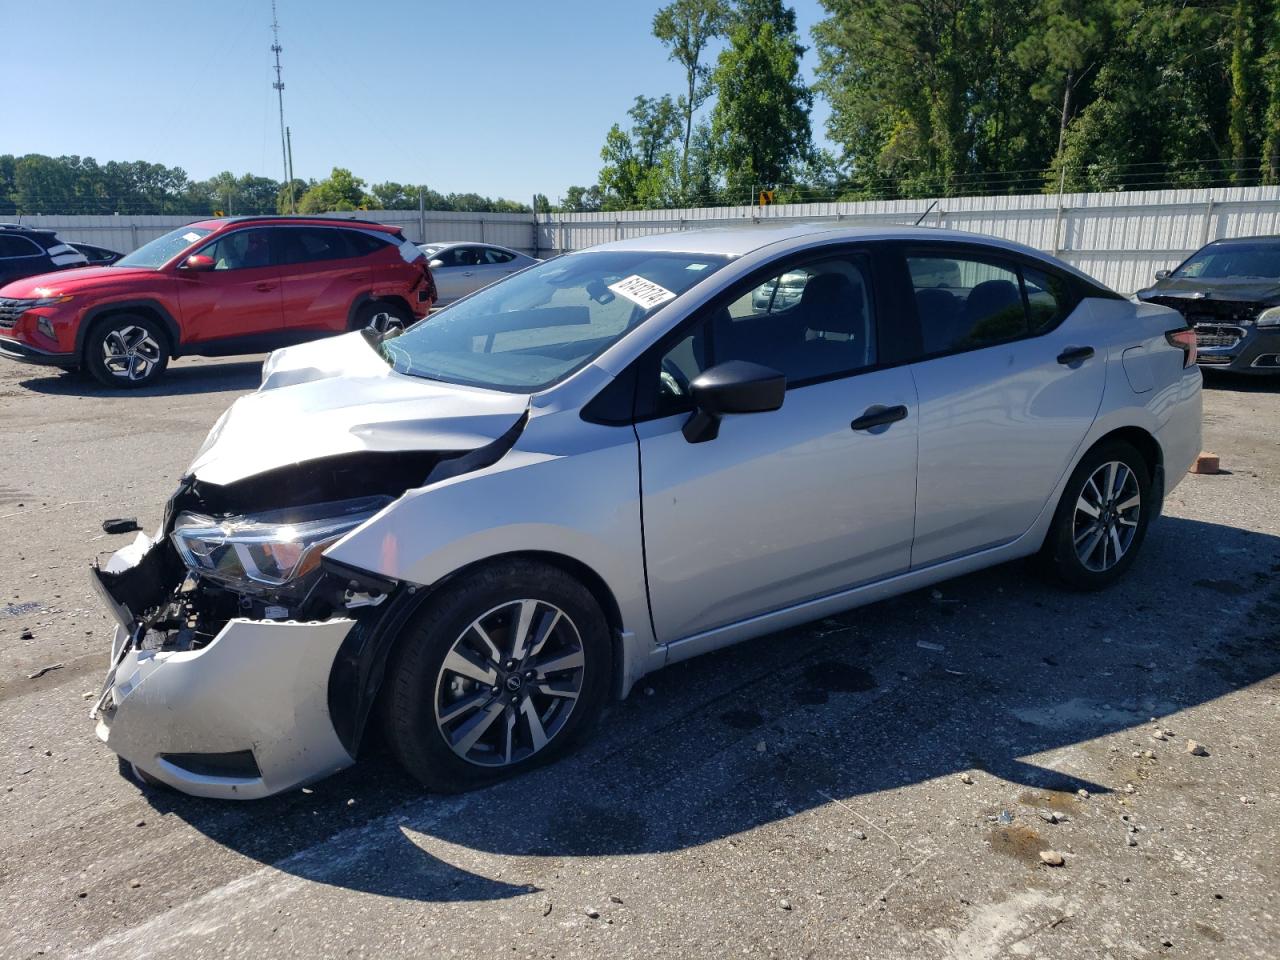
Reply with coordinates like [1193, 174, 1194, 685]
[0, 356, 1276, 960]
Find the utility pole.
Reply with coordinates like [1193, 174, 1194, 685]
[271, 0, 294, 213]
[286, 126, 296, 207]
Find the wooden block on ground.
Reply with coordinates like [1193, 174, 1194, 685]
[1190, 452, 1220, 475]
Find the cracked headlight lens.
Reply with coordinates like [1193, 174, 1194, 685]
[171, 496, 391, 596]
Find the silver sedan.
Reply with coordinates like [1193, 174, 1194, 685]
[418, 241, 539, 304]
[92, 224, 1202, 798]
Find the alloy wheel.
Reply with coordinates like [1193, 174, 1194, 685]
[1072, 460, 1141, 572]
[433, 599, 585, 767]
[101, 325, 162, 381]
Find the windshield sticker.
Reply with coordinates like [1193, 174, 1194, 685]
[182, 232, 202, 243]
[608, 274, 677, 310]
[686, 262, 710, 271]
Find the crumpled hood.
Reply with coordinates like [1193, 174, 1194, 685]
[1138, 276, 1280, 304]
[188, 332, 530, 486]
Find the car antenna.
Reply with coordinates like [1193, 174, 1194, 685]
[914, 200, 939, 226]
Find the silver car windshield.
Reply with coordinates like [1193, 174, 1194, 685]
[383, 251, 730, 391]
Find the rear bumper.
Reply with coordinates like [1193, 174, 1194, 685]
[94, 616, 357, 799]
[0, 335, 77, 368]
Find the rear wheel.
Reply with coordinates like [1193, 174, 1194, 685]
[1043, 441, 1152, 590]
[382, 560, 611, 793]
[355, 300, 412, 334]
[84, 314, 169, 388]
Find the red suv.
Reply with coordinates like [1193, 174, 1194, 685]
[0, 216, 437, 387]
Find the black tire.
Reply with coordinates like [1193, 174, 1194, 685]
[84, 314, 170, 388]
[1042, 440, 1153, 591]
[354, 299, 412, 334]
[382, 559, 612, 793]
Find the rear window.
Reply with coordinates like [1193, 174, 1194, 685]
[0, 235, 43, 258]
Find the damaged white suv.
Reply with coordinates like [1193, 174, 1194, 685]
[91, 225, 1202, 799]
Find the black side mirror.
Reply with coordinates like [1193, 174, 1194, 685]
[1154, 269, 1170, 281]
[683, 360, 786, 443]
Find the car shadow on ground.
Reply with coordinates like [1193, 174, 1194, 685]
[18, 359, 263, 397]
[1201, 369, 1280, 393]
[142, 514, 1280, 903]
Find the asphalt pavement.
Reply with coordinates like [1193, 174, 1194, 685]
[1, 357, 1277, 959]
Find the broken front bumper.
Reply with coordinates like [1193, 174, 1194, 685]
[91, 534, 360, 800]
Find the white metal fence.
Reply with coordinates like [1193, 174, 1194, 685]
[14, 185, 1280, 293]
[537, 186, 1280, 294]
[10, 210, 540, 259]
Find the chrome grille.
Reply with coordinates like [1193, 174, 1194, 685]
[0, 298, 33, 329]
[1193, 324, 1245, 349]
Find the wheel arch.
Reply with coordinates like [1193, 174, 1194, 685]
[330, 549, 629, 758]
[77, 300, 181, 359]
[1084, 425, 1164, 512]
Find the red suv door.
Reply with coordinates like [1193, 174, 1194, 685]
[272, 227, 374, 334]
[176, 227, 284, 344]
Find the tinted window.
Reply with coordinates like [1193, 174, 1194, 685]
[908, 255, 1025, 354]
[481, 247, 517, 264]
[0, 235, 43, 258]
[1022, 265, 1071, 332]
[430, 247, 463, 267]
[652, 255, 877, 417]
[345, 231, 389, 256]
[200, 228, 274, 270]
[382, 250, 729, 391]
[274, 228, 354, 265]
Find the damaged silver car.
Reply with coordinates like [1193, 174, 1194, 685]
[91, 225, 1202, 799]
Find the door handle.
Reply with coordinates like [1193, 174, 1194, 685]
[462, 271, 474, 277]
[850, 404, 908, 431]
[255, 282, 277, 292]
[1057, 345, 1094, 365]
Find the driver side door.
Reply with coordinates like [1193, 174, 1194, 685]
[635, 249, 920, 643]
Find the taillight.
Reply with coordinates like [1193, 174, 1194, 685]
[1165, 327, 1197, 368]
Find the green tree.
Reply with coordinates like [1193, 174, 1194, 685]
[557, 185, 603, 212]
[710, 0, 812, 200]
[297, 167, 378, 212]
[653, 0, 729, 194]
[597, 95, 683, 208]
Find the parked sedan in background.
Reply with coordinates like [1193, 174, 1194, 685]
[417, 241, 538, 303]
[1136, 235, 1280, 374]
[91, 224, 1201, 799]
[69, 241, 124, 266]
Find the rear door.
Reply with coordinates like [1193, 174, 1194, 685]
[175, 227, 283, 343]
[899, 246, 1106, 567]
[273, 227, 374, 334]
[636, 248, 920, 642]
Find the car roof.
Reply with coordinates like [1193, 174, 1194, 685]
[190, 216, 400, 233]
[418, 240, 518, 252]
[1204, 235, 1280, 245]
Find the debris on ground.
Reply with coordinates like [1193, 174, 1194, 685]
[542, 901, 552, 916]
[852, 830, 867, 840]
[1190, 452, 1220, 474]
[1077, 789, 1090, 799]
[128, 879, 141, 889]
[26, 662, 63, 680]
[609, 895, 623, 904]
[1037, 809, 1069, 824]
[779, 898, 793, 910]
[959, 772, 974, 784]
[20, 629, 34, 641]
[1039, 850, 1066, 867]
[584, 907, 600, 919]
[101, 518, 141, 535]
[1186, 740, 1209, 756]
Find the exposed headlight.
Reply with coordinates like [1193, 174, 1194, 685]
[1257, 306, 1280, 327]
[171, 496, 390, 598]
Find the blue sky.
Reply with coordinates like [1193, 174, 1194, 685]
[3, 0, 833, 204]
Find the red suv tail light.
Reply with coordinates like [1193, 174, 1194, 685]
[1165, 327, 1197, 368]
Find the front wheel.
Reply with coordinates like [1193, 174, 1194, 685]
[382, 560, 612, 793]
[84, 314, 170, 388]
[1042, 441, 1152, 590]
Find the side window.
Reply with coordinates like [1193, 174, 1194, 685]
[0, 235, 43, 258]
[201, 229, 274, 270]
[454, 247, 482, 267]
[344, 231, 388, 257]
[482, 247, 516, 264]
[651, 255, 877, 417]
[908, 254, 1025, 354]
[275, 228, 354, 265]
[1022, 265, 1074, 332]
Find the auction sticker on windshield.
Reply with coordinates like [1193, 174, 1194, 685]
[608, 275, 677, 310]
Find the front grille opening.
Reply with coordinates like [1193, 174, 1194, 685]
[159, 750, 261, 780]
[1193, 324, 1245, 349]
